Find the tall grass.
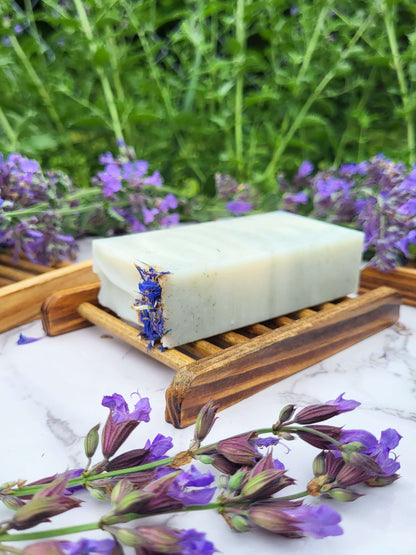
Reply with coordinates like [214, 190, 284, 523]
[1, 0, 416, 193]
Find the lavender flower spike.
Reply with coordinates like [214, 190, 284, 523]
[101, 393, 151, 459]
[294, 393, 360, 425]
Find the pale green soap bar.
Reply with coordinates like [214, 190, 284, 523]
[92, 211, 364, 348]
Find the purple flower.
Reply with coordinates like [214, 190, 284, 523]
[161, 213, 180, 227]
[159, 193, 178, 212]
[396, 229, 416, 257]
[101, 393, 151, 458]
[102, 393, 151, 424]
[283, 504, 343, 539]
[142, 207, 159, 224]
[107, 525, 216, 554]
[61, 538, 116, 555]
[143, 433, 174, 463]
[167, 466, 216, 506]
[226, 200, 252, 215]
[315, 176, 352, 199]
[398, 198, 416, 216]
[17, 333, 43, 345]
[340, 161, 369, 176]
[143, 170, 163, 187]
[297, 160, 314, 178]
[294, 393, 360, 425]
[247, 500, 343, 538]
[177, 528, 216, 555]
[97, 164, 122, 196]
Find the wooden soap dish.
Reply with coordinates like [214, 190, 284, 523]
[0, 255, 98, 333]
[41, 283, 401, 428]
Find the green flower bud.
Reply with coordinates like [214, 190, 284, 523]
[111, 479, 135, 506]
[230, 514, 250, 532]
[313, 452, 326, 477]
[1, 495, 26, 511]
[86, 485, 107, 501]
[327, 488, 362, 502]
[228, 471, 247, 492]
[84, 423, 100, 459]
[278, 404, 296, 424]
[193, 454, 215, 465]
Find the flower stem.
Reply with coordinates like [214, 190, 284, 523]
[263, 9, 374, 184]
[0, 107, 18, 150]
[234, 0, 245, 174]
[0, 490, 309, 543]
[9, 36, 66, 137]
[382, 2, 415, 165]
[72, 0, 124, 141]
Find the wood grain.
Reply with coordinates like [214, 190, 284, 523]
[40, 282, 400, 429]
[165, 286, 400, 427]
[360, 265, 416, 307]
[0, 260, 97, 333]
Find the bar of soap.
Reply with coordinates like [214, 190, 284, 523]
[92, 211, 364, 349]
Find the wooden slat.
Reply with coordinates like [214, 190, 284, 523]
[0, 264, 34, 281]
[360, 265, 416, 307]
[0, 254, 58, 274]
[76, 302, 195, 371]
[165, 286, 400, 427]
[0, 260, 98, 333]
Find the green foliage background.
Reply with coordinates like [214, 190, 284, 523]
[1, 0, 416, 194]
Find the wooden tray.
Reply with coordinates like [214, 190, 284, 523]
[360, 264, 416, 307]
[0, 255, 97, 333]
[41, 283, 401, 428]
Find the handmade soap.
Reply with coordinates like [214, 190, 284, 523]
[92, 211, 364, 348]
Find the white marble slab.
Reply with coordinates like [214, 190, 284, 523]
[1, 241, 415, 554]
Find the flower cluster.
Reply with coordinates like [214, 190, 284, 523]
[216, 155, 416, 271]
[0, 392, 401, 554]
[0, 145, 180, 265]
[92, 142, 180, 233]
[0, 152, 78, 264]
[278, 155, 416, 270]
[133, 265, 170, 348]
[214, 172, 258, 216]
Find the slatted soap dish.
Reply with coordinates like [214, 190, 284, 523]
[40, 277, 401, 428]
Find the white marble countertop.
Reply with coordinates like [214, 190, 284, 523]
[1, 243, 416, 554]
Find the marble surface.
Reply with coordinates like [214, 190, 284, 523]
[1, 245, 416, 554]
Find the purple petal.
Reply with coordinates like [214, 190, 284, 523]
[226, 200, 252, 215]
[285, 504, 343, 539]
[17, 333, 43, 345]
[326, 393, 360, 413]
[297, 160, 314, 178]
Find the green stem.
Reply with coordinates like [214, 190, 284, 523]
[234, 0, 245, 173]
[0, 490, 309, 543]
[295, 4, 330, 90]
[6, 423, 330, 500]
[382, 2, 415, 165]
[72, 0, 124, 141]
[263, 10, 374, 183]
[0, 107, 18, 150]
[183, 0, 204, 113]
[8, 36, 66, 136]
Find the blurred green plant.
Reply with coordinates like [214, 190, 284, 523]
[1, 0, 416, 194]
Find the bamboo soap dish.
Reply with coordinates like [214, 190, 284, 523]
[41, 282, 401, 428]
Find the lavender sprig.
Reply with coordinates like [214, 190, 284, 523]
[0, 145, 180, 265]
[0, 393, 401, 553]
[215, 155, 416, 271]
